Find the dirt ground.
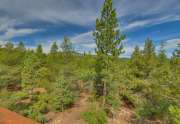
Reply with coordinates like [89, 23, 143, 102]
[108, 107, 134, 124]
[48, 93, 89, 124]
[0, 107, 39, 124]
[48, 93, 133, 124]
[0, 93, 134, 124]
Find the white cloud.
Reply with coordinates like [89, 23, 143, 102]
[123, 20, 151, 31]
[0, 0, 179, 41]
[71, 31, 93, 44]
[121, 39, 145, 57]
[0, 18, 17, 32]
[0, 28, 44, 40]
[70, 31, 96, 52]
[155, 38, 180, 57]
[1, 0, 179, 31]
[117, 0, 180, 18]
[81, 43, 96, 49]
[0, 0, 101, 26]
[0, 40, 8, 46]
[165, 38, 180, 49]
[122, 15, 180, 31]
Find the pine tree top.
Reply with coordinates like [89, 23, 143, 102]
[93, 0, 125, 57]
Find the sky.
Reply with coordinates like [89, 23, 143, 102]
[0, 0, 180, 57]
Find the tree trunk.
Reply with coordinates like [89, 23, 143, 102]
[102, 82, 107, 107]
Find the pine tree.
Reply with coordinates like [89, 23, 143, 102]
[61, 37, 73, 53]
[52, 76, 74, 111]
[36, 44, 43, 54]
[21, 53, 40, 91]
[36, 44, 46, 61]
[5, 41, 14, 50]
[93, 0, 125, 107]
[14, 42, 26, 65]
[48, 42, 60, 77]
[130, 46, 144, 77]
[93, 0, 125, 56]
[131, 46, 141, 60]
[143, 38, 156, 59]
[3, 42, 23, 65]
[16, 42, 26, 52]
[171, 43, 180, 61]
[142, 38, 157, 78]
[170, 43, 180, 75]
[158, 41, 167, 65]
[50, 42, 58, 54]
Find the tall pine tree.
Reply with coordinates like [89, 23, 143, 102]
[93, 0, 125, 107]
[93, 0, 125, 56]
[130, 46, 144, 77]
[142, 38, 157, 78]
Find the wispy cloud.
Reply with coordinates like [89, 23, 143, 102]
[122, 15, 180, 31]
[165, 38, 180, 49]
[71, 31, 93, 44]
[1, 0, 179, 33]
[0, 0, 101, 26]
[0, 18, 17, 32]
[81, 43, 96, 49]
[0, 28, 44, 40]
[0, 40, 8, 46]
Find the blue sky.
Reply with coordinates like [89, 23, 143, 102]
[0, 0, 180, 57]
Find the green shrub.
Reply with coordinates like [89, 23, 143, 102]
[23, 94, 49, 123]
[106, 81, 122, 109]
[120, 91, 141, 108]
[82, 102, 107, 124]
[50, 76, 75, 112]
[25, 106, 46, 123]
[0, 90, 14, 108]
[12, 91, 29, 100]
[9, 91, 29, 112]
[169, 105, 180, 124]
[136, 97, 170, 120]
[34, 94, 49, 113]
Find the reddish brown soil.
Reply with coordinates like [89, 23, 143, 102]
[48, 93, 89, 124]
[0, 107, 39, 124]
[48, 93, 134, 124]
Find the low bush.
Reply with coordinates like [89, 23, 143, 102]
[169, 105, 180, 124]
[82, 102, 107, 124]
[136, 97, 171, 121]
[50, 76, 75, 112]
